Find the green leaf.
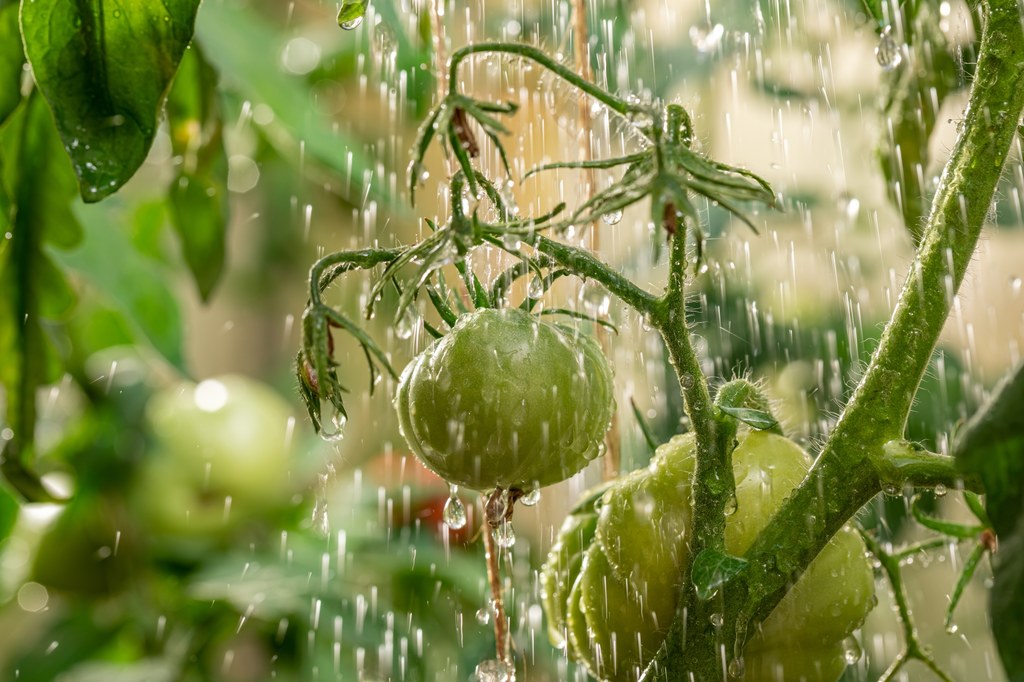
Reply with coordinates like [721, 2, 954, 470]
[717, 405, 779, 431]
[337, 1, 367, 28]
[0, 93, 82, 501]
[0, 2, 24, 127]
[195, 0, 395, 209]
[691, 548, 748, 601]
[20, 0, 201, 202]
[0, 483, 17, 544]
[861, 0, 885, 26]
[168, 173, 226, 300]
[55, 201, 186, 372]
[166, 46, 228, 301]
[954, 362, 1024, 680]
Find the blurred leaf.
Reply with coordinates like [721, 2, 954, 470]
[57, 660, 178, 682]
[0, 93, 81, 501]
[166, 45, 229, 301]
[0, 483, 17, 543]
[954, 362, 1024, 680]
[20, 0, 201, 201]
[32, 495, 139, 595]
[130, 200, 171, 264]
[66, 299, 138, 364]
[878, 3, 963, 245]
[861, 0, 884, 25]
[691, 548, 748, 601]
[0, 2, 23, 127]
[3, 607, 122, 681]
[167, 174, 227, 300]
[56, 202, 186, 372]
[196, 0, 394, 208]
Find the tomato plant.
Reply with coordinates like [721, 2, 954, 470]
[0, 0, 1023, 681]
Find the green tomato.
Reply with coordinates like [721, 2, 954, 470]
[541, 430, 876, 682]
[138, 375, 296, 536]
[394, 308, 615, 491]
[540, 482, 612, 652]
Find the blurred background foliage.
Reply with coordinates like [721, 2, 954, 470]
[0, 0, 1020, 679]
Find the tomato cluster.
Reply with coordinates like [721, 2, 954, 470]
[541, 431, 876, 682]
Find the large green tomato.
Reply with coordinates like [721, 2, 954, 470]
[394, 308, 615, 491]
[541, 431, 876, 682]
[137, 375, 296, 536]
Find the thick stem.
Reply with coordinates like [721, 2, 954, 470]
[872, 440, 984, 492]
[646, 230, 731, 679]
[737, 0, 1024, 629]
[647, 1, 1024, 678]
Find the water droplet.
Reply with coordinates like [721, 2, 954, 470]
[499, 181, 519, 216]
[494, 521, 516, 548]
[409, 161, 430, 186]
[502, 233, 522, 252]
[475, 606, 491, 625]
[934, 483, 948, 497]
[520, 489, 541, 506]
[724, 494, 738, 516]
[311, 498, 329, 535]
[472, 659, 514, 682]
[946, 622, 959, 634]
[340, 15, 363, 30]
[875, 26, 903, 71]
[395, 306, 418, 340]
[710, 613, 724, 628]
[319, 403, 346, 442]
[527, 278, 546, 299]
[727, 657, 745, 678]
[581, 284, 610, 315]
[689, 23, 724, 54]
[602, 209, 623, 225]
[443, 494, 467, 530]
[842, 636, 862, 664]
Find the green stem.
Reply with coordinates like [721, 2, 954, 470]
[738, 0, 1023, 628]
[861, 532, 955, 682]
[309, 248, 402, 304]
[646, 0, 1024, 677]
[872, 440, 984, 493]
[645, 231, 731, 679]
[447, 43, 645, 118]
[529, 234, 659, 314]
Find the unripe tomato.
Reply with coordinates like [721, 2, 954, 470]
[394, 308, 615, 491]
[137, 375, 296, 536]
[541, 431, 876, 682]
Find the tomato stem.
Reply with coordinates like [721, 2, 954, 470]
[644, 0, 1024, 677]
[860, 531, 956, 682]
[482, 492, 512, 669]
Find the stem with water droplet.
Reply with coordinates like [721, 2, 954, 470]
[644, 1, 1023, 677]
[482, 492, 512, 668]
